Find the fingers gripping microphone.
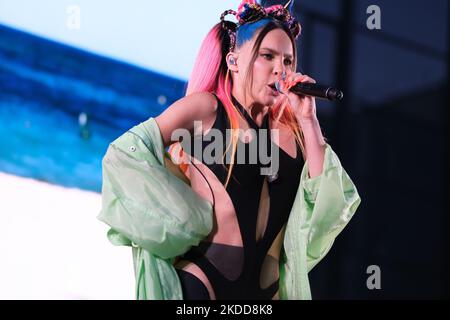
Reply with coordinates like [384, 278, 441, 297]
[275, 81, 344, 101]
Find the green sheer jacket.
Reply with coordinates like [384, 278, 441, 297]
[98, 117, 361, 300]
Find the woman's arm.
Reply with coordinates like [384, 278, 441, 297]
[298, 118, 326, 179]
[98, 92, 218, 258]
[279, 72, 326, 179]
[156, 92, 218, 148]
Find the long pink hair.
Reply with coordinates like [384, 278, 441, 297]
[168, 19, 306, 189]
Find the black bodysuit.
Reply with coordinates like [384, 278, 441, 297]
[176, 95, 304, 300]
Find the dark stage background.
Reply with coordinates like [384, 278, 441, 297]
[293, 0, 449, 299]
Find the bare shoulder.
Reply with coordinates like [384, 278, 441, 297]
[187, 92, 219, 121]
[155, 92, 218, 147]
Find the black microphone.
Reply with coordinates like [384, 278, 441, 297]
[275, 81, 344, 101]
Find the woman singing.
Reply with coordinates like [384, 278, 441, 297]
[98, 0, 361, 300]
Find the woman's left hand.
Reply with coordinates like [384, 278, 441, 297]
[278, 72, 318, 125]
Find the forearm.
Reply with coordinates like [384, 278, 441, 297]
[299, 118, 326, 178]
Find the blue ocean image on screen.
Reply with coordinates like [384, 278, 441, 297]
[0, 24, 187, 192]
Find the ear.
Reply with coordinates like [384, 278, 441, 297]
[226, 52, 239, 72]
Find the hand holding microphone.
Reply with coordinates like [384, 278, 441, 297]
[275, 81, 343, 101]
[275, 71, 344, 101]
[272, 71, 342, 125]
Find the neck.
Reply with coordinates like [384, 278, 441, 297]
[231, 86, 268, 121]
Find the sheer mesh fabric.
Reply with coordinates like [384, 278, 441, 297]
[176, 95, 303, 299]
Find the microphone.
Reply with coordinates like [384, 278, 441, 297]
[275, 81, 344, 101]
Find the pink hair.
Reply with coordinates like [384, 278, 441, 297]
[170, 23, 243, 188]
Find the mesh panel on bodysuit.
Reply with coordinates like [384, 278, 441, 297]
[179, 95, 303, 299]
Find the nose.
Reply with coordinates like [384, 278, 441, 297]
[273, 59, 285, 78]
[274, 67, 287, 81]
[274, 66, 282, 76]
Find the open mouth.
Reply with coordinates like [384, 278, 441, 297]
[268, 83, 279, 95]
